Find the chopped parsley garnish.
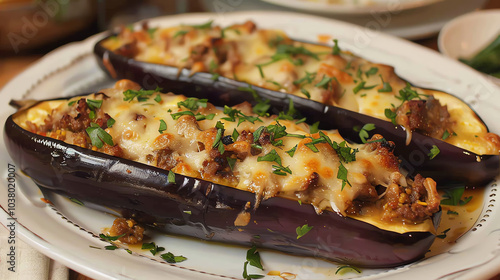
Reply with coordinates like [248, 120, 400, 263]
[276, 44, 319, 60]
[331, 39, 341, 55]
[309, 121, 320, 134]
[86, 99, 102, 110]
[384, 107, 398, 125]
[173, 30, 189, 38]
[238, 85, 271, 116]
[266, 79, 283, 89]
[315, 75, 332, 89]
[154, 94, 162, 103]
[397, 82, 427, 102]
[256, 43, 319, 77]
[441, 186, 472, 206]
[257, 150, 291, 176]
[436, 228, 450, 239]
[378, 75, 393, 92]
[304, 137, 326, 153]
[69, 197, 84, 206]
[107, 118, 115, 128]
[303, 132, 357, 190]
[187, 20, 213, 29]
[428, 145, 440, 159]
[213, 121, 225, 154]
[123, 88, 160, 102]
[337, 162, 350, 190]
[105, 245, 117, 250]
[331, 140, 358, 163]
[384, 83, 428, 124]
[242, 246, 264, 280]
[232, 128, 240, 142]
[356, 68, 363, 81]
[335, 265, 361, 275]
[296, 224, 313, 239]
[256, 64, 265, 78]
[227, 157, 237, 170]
[447, 210, 459, 215]
[177, 98, 208, 111]
[266, 121, 288, 146]
[147, 27, 158, 38]
[272, 165, 292, 176]
[68, 100, 77, 106]
[257, 149, 282, 165]
[220, 26, 241, 38]
[209, 60, 218, 73]
[161, 252, 187, 263]
[86, 123, 113, 148]
[253, 126, 266, 143]
[353, 81, 377, 94]
[142, 242, 165, 256]
[253, 97, 271, 117]
[210, 73, 221, 81]
[286, 145, 297, 157]
[354, 123, 375, 143]
[300, 88, 311, 99]
[99, 233, 125, 241]
[222, 106, 262, 125]
[158, 119, 167, 134]
[277, 99, 300, 121]
[170, 110, 215, 121]
[268, 35, 285, 48]
[293, 71, 317, 86]
[365, 67, 379, 78]
[86, 99, 102, 120]
[441, 130, 457, 140]
[167, 170, 176, 183]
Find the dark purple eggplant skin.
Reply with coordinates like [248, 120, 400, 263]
[94, 38, 499, 187]
[4, 110, 440, 268]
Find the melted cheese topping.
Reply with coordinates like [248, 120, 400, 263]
[101, 21, 500, 155]
[17, 86, 437, 233]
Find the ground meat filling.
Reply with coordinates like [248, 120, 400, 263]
[24, 88, 439, 225]
[382, 174, 440, 223]
[396, 96, 454, 139]
[108, 218, 145, 245]
[29, 97, 123, 157]
[344, 136, 440, 222]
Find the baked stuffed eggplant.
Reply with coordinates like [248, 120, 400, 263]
[5, 80, 441, 268]
[93, 20, 500, 186]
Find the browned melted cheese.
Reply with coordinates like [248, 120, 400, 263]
[101, 21, 500, 155]
[16, 81, 439, 233]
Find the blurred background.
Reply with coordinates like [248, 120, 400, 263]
[2, 0, 498, 87]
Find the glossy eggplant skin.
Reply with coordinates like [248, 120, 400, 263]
[93, 39, 499, 187]
[4, 110, 440, 268]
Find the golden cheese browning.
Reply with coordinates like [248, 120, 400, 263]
[101, 20, 500, 155]
[17, 80, 440, 230]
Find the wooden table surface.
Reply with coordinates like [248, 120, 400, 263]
[1, 0, 499, 279]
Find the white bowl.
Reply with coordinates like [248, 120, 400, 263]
[438, 9, 500, 84]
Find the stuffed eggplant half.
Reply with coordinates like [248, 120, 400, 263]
[4, 80, 441, 268]
[94, 20, 500, 186]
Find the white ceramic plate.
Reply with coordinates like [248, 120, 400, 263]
[1, 11, 500, 280]
[201, 0, 487, 40]
[260, 0, 444, 15]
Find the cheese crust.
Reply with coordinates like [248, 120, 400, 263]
[16, 80, 440, 232]
[101, 20, 500, 155]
